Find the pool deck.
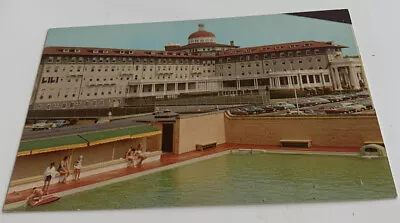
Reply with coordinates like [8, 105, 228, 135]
[3, 144, 360, 207]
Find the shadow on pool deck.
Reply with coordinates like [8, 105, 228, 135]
[4, 144, 360, 206]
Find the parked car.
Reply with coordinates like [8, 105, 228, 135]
[287, 98, 311, 107]
[299, 108, 315, 114]
[272, 102, 296, 110]
[320, 95, 342, 102]
[287, 110, 306, 115]
[307, 97, 330, 105]
[32, 120, 53, 131]
[51, 120, 70, 128]
[243, 106, 264, 114]
[324, 107, 350, 114]
[356, 99, 373, 109]
[229, 108, 248, 115]
[341, 102, 367, 112]
[261, 105, 276, 113]
[355, 91, 370, 98]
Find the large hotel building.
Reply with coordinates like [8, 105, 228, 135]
[30, 24, 367, 110]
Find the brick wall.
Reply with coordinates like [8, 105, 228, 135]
[224, 115, 384, 147]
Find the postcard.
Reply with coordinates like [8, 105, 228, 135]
[3, 9, 397, 212]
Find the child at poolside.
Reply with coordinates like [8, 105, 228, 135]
[73, 155, 83, 180]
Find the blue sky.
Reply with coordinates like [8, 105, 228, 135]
[46, 14, 360, 56]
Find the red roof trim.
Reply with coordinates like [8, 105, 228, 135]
[42, 41, 346, 59]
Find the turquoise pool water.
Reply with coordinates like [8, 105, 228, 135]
[12, 152, 397, 212]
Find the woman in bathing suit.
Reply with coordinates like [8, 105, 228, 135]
[59, 156, 70, 183]
[125, 148, 135, 167]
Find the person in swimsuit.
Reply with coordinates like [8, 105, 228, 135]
[26, 187, 44, 206]
[42, 162, 56, 194]
[73, 155, 83, 180]
[59, 156, 70, 183]
[125, 148, 135, 167]
[134, 144, 147, 167]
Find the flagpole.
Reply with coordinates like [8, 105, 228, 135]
[290, 63, 300, 113]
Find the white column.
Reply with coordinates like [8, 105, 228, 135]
[332, 67, 342, 90]
[288, 76, 293, 88]
[349, 65, 360, 90]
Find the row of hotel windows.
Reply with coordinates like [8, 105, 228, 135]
[47, 56, 215, 65]
[218, 49, 323, 62]
[37, 74, 332, 101]
[39, 88, 126, 100]
[269, 75, 330, 86]
[45, 65, 213, 73]
[40, 99, 122, 110]
[218, 68, 325, 77]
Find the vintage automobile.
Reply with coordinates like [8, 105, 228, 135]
[32, 120, 54, 131]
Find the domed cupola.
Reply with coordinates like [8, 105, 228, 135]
[188, 24, 216, 44]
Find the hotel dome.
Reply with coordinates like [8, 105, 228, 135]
[188, 24, 216, 44]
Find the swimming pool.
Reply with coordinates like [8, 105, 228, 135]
[11, 151, 397, 212]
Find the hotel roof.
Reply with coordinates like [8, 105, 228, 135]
[42, 40, 347, 59]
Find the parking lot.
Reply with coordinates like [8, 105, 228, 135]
[229, 90, 374, 116]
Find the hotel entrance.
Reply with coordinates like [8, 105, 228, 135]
[161, 124, 174, 153]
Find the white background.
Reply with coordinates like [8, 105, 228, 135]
[0, 0, 399, 222]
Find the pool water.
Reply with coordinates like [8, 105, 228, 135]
[12, 152, 397, 212]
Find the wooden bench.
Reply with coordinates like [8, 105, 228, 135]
[196, 142, 217, 151]
[364, 141, 385, 147]
[280, 139, 312, 148]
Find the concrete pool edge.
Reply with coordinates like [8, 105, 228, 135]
[3, 146, 366, 211]
[232, 148, 360, 156]
[3, 150, 231, 211]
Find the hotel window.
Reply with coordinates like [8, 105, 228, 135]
[93, 50, 99, 53]
[324, 75, 330, 82]
[280, 52, 285, 57]
[306, 50, 311, 55]
[298, 60, 302, 64]
[227, 57, 231, 62]
[315, 75, 321, 83]
[256, 63, 260, 67]
[271, 53, 276, 58]
[309, 67, 314, 70]
[47, 57, 54, 63]
[263, 54, 268, 59]
[301, 76, 308, 84]
[314, 49, 320, 54]
[56, 57, 61, 63]
[254, 55, 259, 60]
[319, 67, 323, 70]
[308, 58, 312, 62]
[288, 52, 293, 57]
[120, 51, 125, 54]
[78, 57, 84, 63]
[317, 58, 321, 62]
[282, 61, 286, 65]
[280, 77, 288, 85]
[308, 75, 314, 83]
[92, 58, 97, 63]
[62, 103, 67, 108]
[296, 51, 301, 56]
[241, 64, 244, 68]
[304, 43, 311, 47]
[248, 64, 251, 67]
